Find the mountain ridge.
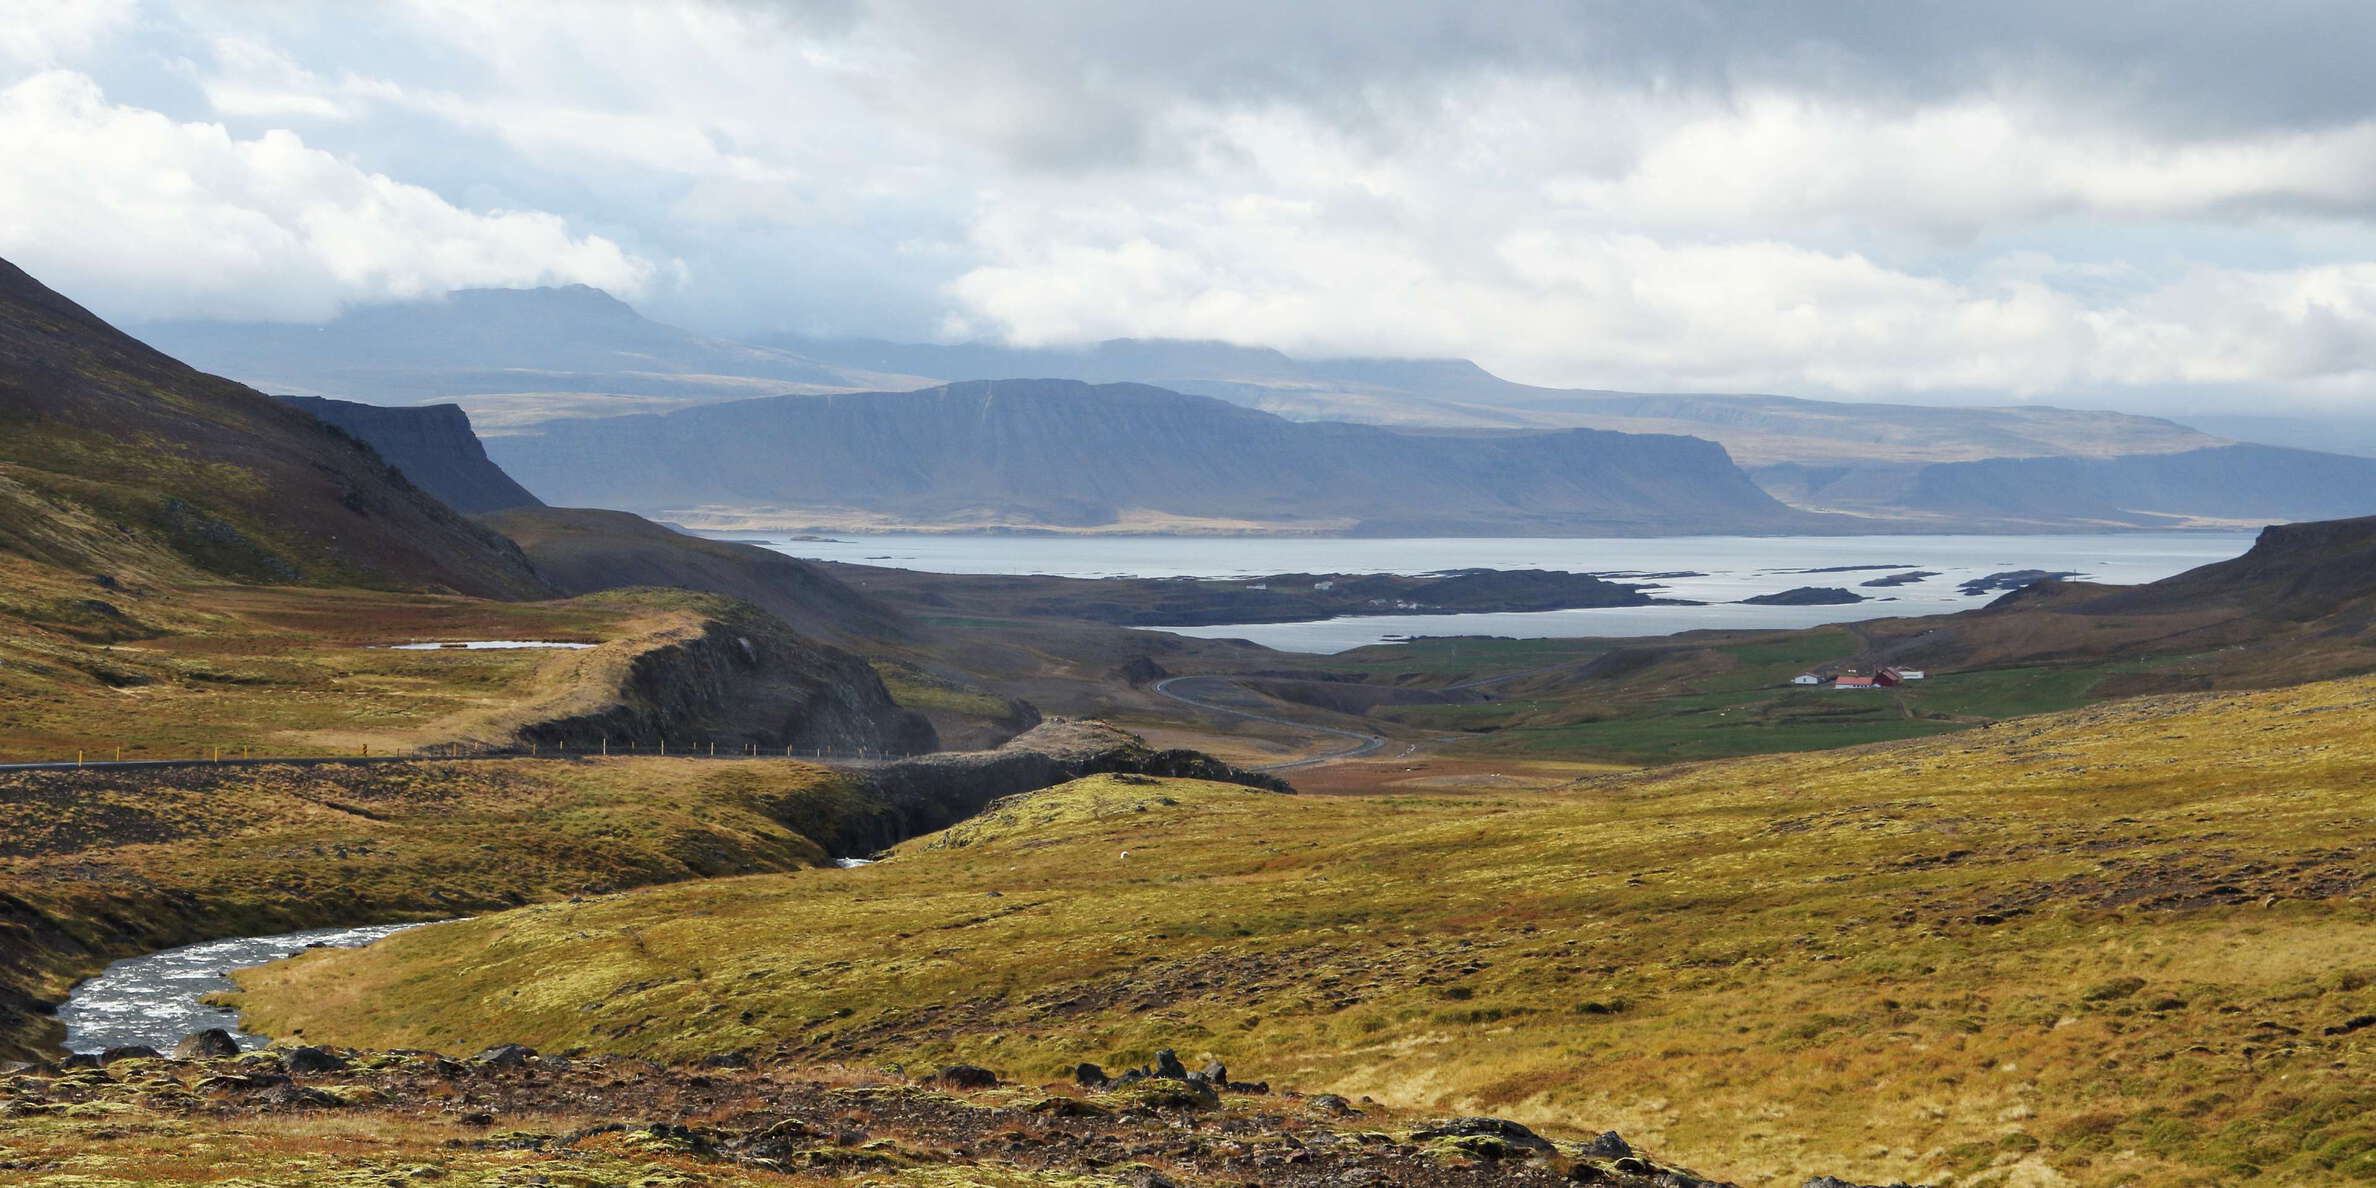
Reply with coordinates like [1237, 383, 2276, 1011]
[486, 378, 1835, 537]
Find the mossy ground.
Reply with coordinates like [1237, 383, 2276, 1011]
[239, 676, 2376, 1187]
[0, 757, 866, 1058]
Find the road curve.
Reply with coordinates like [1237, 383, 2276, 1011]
[1150, 675, 1387, 771]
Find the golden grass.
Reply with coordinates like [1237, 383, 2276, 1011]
[238, 675, 2376, 1186]
[0, 579, 737, 761]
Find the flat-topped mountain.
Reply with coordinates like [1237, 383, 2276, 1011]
[773, 332, 2225, 467]
[487, 378, 1831, 537]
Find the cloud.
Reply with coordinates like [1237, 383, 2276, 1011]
[0, 69, 660, 321]
[0, 0, 133, 69]
[14, 0, 2376, 412]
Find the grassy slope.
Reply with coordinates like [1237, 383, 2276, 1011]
[0, 757, 869, 1059]
[242, 676, 2376, 1187]
[0, 578, 747, 760]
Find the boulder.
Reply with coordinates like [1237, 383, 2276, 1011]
[1308, 1094, 1358, 1116]
[1579, 1130, 1633, 1159]
[281, 1046, 350, 1075]
[1200, 1059, 1228, 1084]
[1410, 1116, 1557, 1155]
[472, 1043, 537, 1068]
[936, 1064, 999, 1090]
[100, 1045, 162, 1064]
[173, 1029, 241, 1059]
[1152, 1049, 1189, 1080]
[1073, 1062, 1110, 1087]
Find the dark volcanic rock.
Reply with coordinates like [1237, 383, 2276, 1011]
[282, 1046, 350, 1074]
[1411, 1116, 1557, 1156]
[936, 1064, 999, 1089]
[1739, 586, 1866, 606]
[472, 1043, 536, 1068]
[172, 1029, 239, 1059]
[101, 1045, 162, 1064]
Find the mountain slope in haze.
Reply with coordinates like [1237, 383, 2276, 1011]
[488, 378, 1832, 536]
[133, 287, 931, 430]
[1892, 444, 2376, 527]
[0, 257, 546, 598]
[279, 396, 543, 513]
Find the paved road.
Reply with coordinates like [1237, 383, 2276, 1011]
[1150, 675, 1387, 771]
[0, 750, 891, 776]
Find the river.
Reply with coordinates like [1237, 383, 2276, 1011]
[745, 531, 2259, 653]
[57, 922, 441, 1053]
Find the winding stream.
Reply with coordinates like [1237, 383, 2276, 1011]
[57, 921, 442, 1053]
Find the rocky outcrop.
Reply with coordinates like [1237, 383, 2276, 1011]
[514, 601, 936, 757]
[490, 379, 1834, 536]
[280, 396, 543, 513]
[820, 719, 1290, 856]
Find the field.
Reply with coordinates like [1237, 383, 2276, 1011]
[237, 673, 2376, 1186]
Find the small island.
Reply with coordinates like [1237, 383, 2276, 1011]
[1738, 586, 1868, 606]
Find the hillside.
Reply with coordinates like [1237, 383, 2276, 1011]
[487, 378, 1830, 536]
[237, 675, 2376, 1186]
[0, 257, 546, 599]
[484, 506, 909, 644]
[280, 396, 543, 513]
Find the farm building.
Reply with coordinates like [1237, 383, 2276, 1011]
[1834, 674, 1879, 689]
[1883, 665, 1926, 680]
[1792, 673, 1822, 685]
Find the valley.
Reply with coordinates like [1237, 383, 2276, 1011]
[5, 250, 2376, 1188]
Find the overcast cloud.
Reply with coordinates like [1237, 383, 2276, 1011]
[7, 0, 2376, 412]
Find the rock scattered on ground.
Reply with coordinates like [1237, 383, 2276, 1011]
[0, 1043, 1926, 1186]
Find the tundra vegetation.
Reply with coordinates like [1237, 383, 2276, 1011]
[235, 674, 2376, 1186]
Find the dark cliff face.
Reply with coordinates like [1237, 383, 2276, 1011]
[280, 397, 543, 513]
[489, 379, 1827, 536]
[514, 604, 936, 757]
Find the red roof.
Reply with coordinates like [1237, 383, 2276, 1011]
[1835, 675, 1877, 687]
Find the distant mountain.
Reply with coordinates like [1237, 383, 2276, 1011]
[2173, 414, 2376, 459]
[279, 397, 542, 514]
[132, 287, 930, 432]
[1895, 445, 2376, 527]
[770, 333, 2226, 467]
[0, 257, 545, 598]
[487, 378, 1830, 537]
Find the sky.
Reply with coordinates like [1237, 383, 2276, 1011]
[7, 0, 2376, 415]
